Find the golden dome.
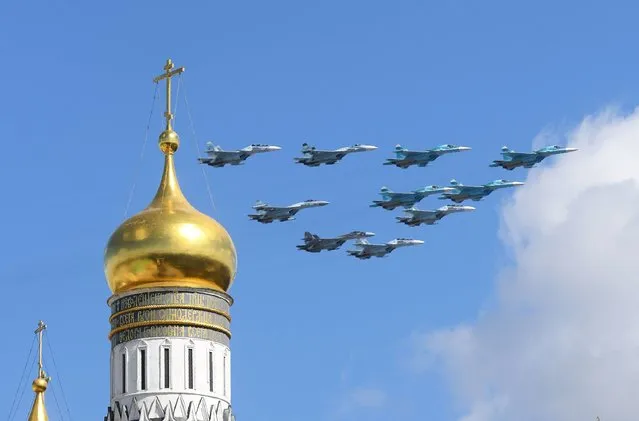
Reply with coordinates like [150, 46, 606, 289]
[104, 128, 237, 294]
[104, 59, 236, 295]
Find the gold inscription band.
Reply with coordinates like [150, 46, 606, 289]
[108, 290, 233, 348]
[109, 304, 231, 323]
[108, 320, 231, 340]
[110, 308, 229, 330]
[111, 291, 230, 314]
[110, 324, 229, 347]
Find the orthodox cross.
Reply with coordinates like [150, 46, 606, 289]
[34, 320, 47, 378]
[153, 59, 185, 130]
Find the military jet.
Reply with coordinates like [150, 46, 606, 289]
[439, 179, 524, 203]
[294, 143, 378, 166]
[370, 185, 454, 211]
[489, 145, 578, 170]
[296, 231, 376, 253]
[396, 205, 476, 227]
[384, 144, 471, 169]
[346, 238, 424, 259]
[248, 199, 329, 223]
[197, 142, 281, 167]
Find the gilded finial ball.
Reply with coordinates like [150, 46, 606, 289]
[159, 129, 180, 154]
[32, 378, 48, 393]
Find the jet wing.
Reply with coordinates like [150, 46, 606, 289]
[403, 150, 439, 160]
[411, 209, 437, 217]
[213, 150, 248, 160]
[310, 150, 340, 160]
[386, 192, 409, 200]
[503, 151, 535, 160]
[361, 244, 387, 254]
[456, 186, 485, 194]
[262, 206, 287, 213]
[254, 205, 285, 213]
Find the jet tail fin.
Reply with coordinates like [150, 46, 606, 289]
[253, 200, 268, 209]
[394, 144, 407, 158]
[303, 231, 318, 241]
[301, 142, 316, 154]
[379, 186, 393, 200]
[206, 142, 222, 153]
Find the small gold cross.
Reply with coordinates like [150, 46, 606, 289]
[153, 59, 185, 130]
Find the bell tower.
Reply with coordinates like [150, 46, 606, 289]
[103, 59, 238, 421]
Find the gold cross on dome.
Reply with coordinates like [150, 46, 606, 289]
[153, 58, 185, 130]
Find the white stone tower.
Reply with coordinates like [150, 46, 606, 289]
[103, 59, 238, 421]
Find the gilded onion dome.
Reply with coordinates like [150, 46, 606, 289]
[103, 59, 237, 295]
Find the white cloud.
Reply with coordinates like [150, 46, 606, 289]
[329, 386, 388, 421]
[414, 106, 639, 421]
[348, 387, 388, 408]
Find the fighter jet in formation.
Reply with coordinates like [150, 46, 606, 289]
[439, 179, 524, 203]
[294, 143, 378, 167]
[396, 205, 475, 227]
[197, 142, 281, 167]
[248, 199, 329, 223]
[297, 231, 376, 253]
[370, 185, 454, 210]
[383, 144, 471, 169]
[489, 145, 578, 170]
[346, 238, 424, 259]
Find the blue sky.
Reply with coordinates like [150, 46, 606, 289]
[2, 1, 639, 420]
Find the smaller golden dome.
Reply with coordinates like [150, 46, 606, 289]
[104, 127, 237, 295]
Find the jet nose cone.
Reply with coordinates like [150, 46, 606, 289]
[412, 240, 425, 245]
[316, 201, 330, 206]
[364, 231, 376, 237]
[361, 144, 378, 151]
[463, 206, 476, 211]
[458, 146, 472, 151]
[565, 147, 578, 152]
[511, 182, 525, 186]
[269, 145, 282, 151]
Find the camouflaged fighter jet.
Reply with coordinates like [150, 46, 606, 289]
[197, 142, 281, 167]
[489, 145, 578, 170]
[396, 205, 475, 227]
[248, 199, 329, 223]
[346, 238, 424, 259]
[294, 142, 377, 166]
[439, 179, 524, 203]
[296, 231, 376, 253]
[383, 143, 471, 169]
[370, 185, 454, 211]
